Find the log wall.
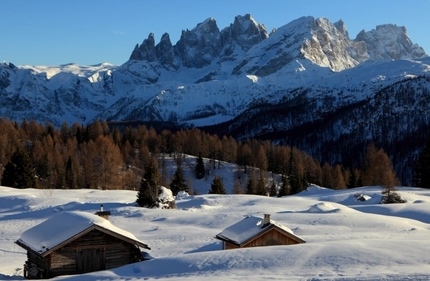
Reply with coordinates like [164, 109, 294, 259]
[26, 229, 140, 278]
[224, 227, 302, 250]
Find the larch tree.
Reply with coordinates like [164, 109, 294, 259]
[94, 136, 123, 190]
[361, 144, 398, 187]
[332, 165, 346, 190]
[231, 179, 243, 194]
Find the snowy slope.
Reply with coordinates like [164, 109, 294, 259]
[0, 15, 427, 127]
[1, 15, 430, 184]
[2, 184, 430, 280]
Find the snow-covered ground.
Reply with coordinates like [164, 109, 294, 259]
[2, 183, 430, 280]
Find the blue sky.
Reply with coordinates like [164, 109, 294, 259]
[1, 0, 429, 66]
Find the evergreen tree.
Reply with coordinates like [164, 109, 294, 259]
[256, 173, 267, 195]
[209, 175, 226, 194]
[277, 175, 290, 197]
[65, 156, 76, 189]
[288, 148, 302, 194]
[169, 165, 188, 196]
[195, 153, 205, 179]
[269, 180, 277, 197]
[414, 137, 430, 188]
[347, 168, 358, 188]
[1, 147, 37, 189]
[245, 171, 257, 194]
[136, 158, 160, 207]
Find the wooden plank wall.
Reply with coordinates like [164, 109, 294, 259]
[243, 228, 300, 247]
[224, 228, 301, 249]
[47, 229, 136, 278]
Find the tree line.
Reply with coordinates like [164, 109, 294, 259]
[0, 118, 406, 194]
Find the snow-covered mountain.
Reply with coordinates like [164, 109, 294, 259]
[1, 15, 429, 183]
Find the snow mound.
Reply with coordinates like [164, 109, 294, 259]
[303, 185, 331, 194]
[307, 202, 339, 213]
[176, 191, 191, 200]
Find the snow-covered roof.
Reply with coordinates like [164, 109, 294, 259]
[216, 215, 305, 246]
[16, 211, 149, 256]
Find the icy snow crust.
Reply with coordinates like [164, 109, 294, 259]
[3, 175, 430, 280]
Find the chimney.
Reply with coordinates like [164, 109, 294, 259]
[95, 204, 111, 220]
[263, 214, 271, 227]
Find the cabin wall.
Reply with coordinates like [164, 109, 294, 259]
[44, 229, 138, 278]
[224, 242, 240, 250]
[242, 228, 301, 248]
[24, 251, 50, 279]
[224, 228, 301, 250]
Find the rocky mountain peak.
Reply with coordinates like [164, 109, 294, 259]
[355, 24, 427, 60]
[175, 17, 222, 68]
[129, 33, 157, 61]
[221, 14, 268, 52]
[299, 17, 360, 71]
[334, 19, 349, 38]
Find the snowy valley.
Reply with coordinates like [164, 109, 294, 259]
[2, 183, 430, 280]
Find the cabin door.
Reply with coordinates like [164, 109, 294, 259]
[76, 248, 106, 273]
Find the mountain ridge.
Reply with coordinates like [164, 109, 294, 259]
[1, 15, 429, 183]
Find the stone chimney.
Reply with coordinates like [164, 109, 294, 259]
[95, 204, 111, 220]
[263, 214, 271, 227]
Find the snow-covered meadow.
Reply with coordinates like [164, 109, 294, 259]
[2, 183, 430, 280]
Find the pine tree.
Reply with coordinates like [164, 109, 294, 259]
[245, 171, 257, 194]
[195, 153, 205, 179]
[209, 175, 226, 194]
[347, 168, 358, 188]
[288, 148, 302, 194]
[414, 137, 430, 188]
[277, 175, 290, 197]
[256, 173, 267, 195]
[1, 147, 37, 189]
[269, 180, 277, 197]
[136, 158, 160, 207]
[169, 165, 188, 196]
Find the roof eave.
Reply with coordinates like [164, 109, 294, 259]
[17, 224, 150, 257]
[217, 224, 306, 247]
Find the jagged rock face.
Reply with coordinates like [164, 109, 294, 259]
[355, 24, 427, 60]
[128, 15, 427, 75]
[130, 33, 157, 62]
[334, 20, 349, 38]
[300, 17, 361, 71]
[155, 33, 179, 70]
[221, 14, 269, 53]
[175, 18, 221, 68]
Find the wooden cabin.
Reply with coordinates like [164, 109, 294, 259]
[215, 214, 305, 249]
[15, 211, 150, 279]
